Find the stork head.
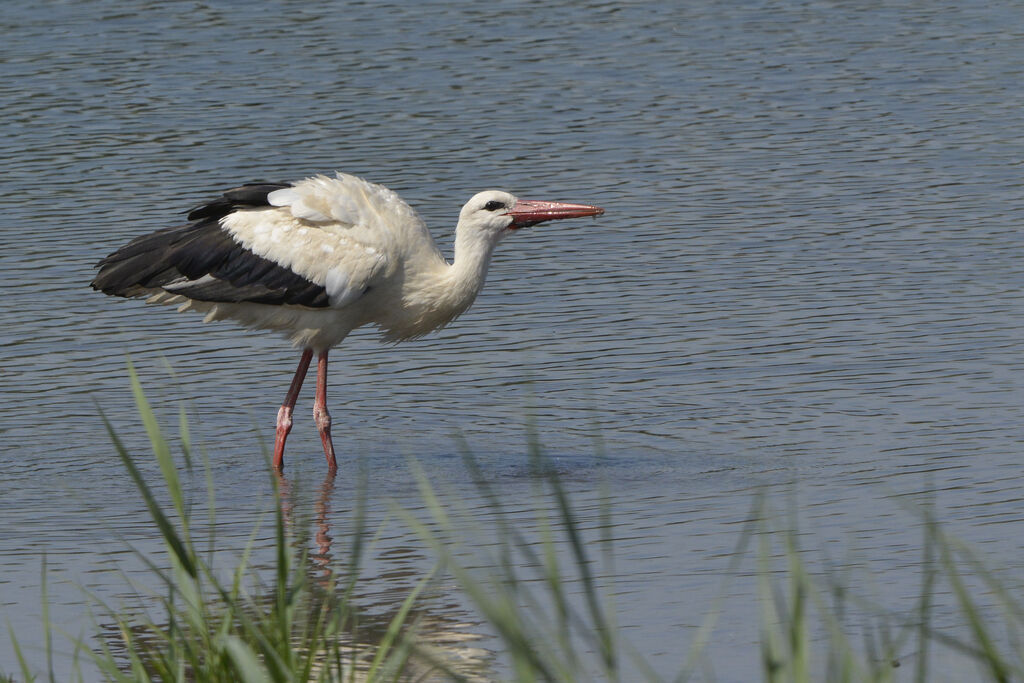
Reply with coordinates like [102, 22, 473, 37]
[458, 190, 605, 243]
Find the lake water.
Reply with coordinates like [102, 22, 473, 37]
[2, 0, 1024, 680]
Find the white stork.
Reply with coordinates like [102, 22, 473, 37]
[92, 172, 604, 471]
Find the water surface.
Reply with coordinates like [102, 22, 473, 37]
[2, 0, 1024, 680]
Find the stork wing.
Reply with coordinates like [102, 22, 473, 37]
[93, 174, 434, 310]
[216, 174, 423, 308]
[92, 211, 333, 307]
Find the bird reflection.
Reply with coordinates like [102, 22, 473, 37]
[95, 464, 495, 680]
[274, 467, 337, 586]
[312, 470, 336, 579]
[272, 464, 495, 680]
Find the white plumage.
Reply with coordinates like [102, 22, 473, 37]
[93, 171, 604, 471]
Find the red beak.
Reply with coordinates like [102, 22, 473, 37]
[508, 199, 605, 229]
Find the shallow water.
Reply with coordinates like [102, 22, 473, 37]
[2, 0, 1024, 679]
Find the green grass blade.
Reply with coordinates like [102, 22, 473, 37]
[364, 568, 436, 679]
[546, 460, 617, 674]
[676, 492, 760, 682]
[126, 359, 189, 534]
[97, 405, 197, 579]
[7, 622, 36, 683]
[40, 554, 55, 683]
[915, 498, 937, 683]
[940, 534, 1014, 683]
[221, 635, 272, 683]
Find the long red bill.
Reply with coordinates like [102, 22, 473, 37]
[508, 199, 605, 229]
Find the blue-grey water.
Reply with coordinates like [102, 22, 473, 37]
[3, 0, 1024, 680]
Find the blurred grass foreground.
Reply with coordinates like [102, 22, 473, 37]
[8, 366, 1024, 682]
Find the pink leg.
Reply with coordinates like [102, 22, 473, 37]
[273, 348, 314, 470]
[313, 350, 338, 471]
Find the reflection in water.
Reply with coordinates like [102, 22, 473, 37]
[90, 467, 497, 681]
[276, 469, 337, 585]
[312, 472, 335, 582]
[274, 468, 495, 681]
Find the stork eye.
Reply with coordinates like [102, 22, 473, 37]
[483, 200, 506, 212]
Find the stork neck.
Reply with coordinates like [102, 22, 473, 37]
[450, 225, 500, 296]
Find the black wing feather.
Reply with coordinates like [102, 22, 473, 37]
[91, 183, 331, 308]
[186, 182, 291, 221]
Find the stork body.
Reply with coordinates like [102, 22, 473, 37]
[92, 172, 603, 470]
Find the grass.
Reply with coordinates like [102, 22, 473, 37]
[7, 368, 1024, 681]
[94, 360, 419, 682]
